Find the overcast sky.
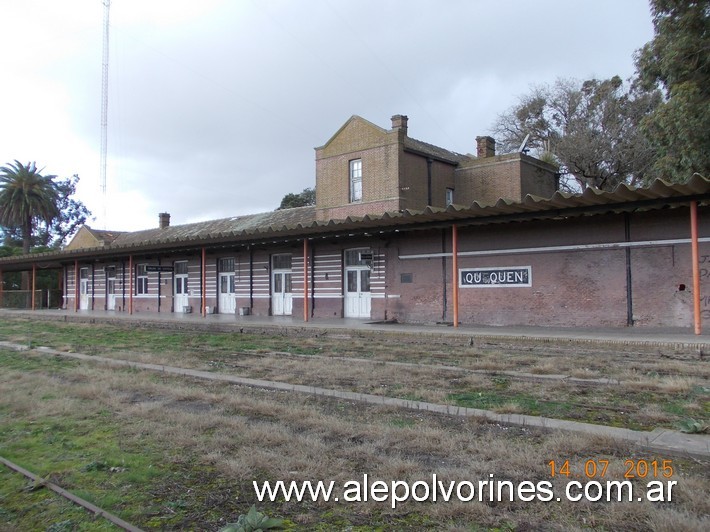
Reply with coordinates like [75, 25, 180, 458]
[0, 0, 655, 232]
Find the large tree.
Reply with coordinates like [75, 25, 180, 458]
[635, 0, 710, 182]
[492, 77, 661, 191]
[277, 187, 315, 209]
[0, 161, 60, 254]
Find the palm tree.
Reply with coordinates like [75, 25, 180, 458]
[0, 160, 60, 254]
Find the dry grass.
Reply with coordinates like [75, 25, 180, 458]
[2, 346, 709, 530]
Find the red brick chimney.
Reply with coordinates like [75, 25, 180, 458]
[391, 114, 408, 135]
[476, 136, 495, 158]
[159, 212, 170, 229]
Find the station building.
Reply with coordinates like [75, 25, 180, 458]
[1, 114, 709, 329]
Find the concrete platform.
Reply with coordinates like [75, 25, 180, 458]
[2, 307, 710, 351]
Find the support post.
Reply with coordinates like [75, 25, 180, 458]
[690, 201, 702, 335]
[31, 264, 36, 310]
[128, 255, 133, 315]
[303, 238, 309, 322]
[452, 224, 459, 328]
[0, 269, 3, 308]
[202, 247, 207, 317]
[74, 260, 79, 312]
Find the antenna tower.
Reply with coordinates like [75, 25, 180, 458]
[100, 0, 111, 228]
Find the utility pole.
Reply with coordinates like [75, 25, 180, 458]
[100, 0, 111, 228]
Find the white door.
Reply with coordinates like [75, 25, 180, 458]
[344, 268, 371, 318]
[79, 268, 90, 310]
[174, 261, 189, 311]
[272, 271, 293, 316]
[219, 272, 236, 314]
[106, 267, 116, 310]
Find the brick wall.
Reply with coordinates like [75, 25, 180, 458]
[387, 208, 709, 328]
[455, 154, 557, 206]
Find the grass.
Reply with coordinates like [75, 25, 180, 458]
[1, 318, 708, 431]
[1, 316, 709, 530]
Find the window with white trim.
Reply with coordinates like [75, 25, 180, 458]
[349, 159, 362, 203]
[136, 264, 148, 295]
[446, 188, 454, 206]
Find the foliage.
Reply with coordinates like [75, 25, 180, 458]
[634, 0, 710, 182]
[678, 418, 709, 434]
[0, 167, 91, 251]
[41, 174, 91, 248]
[277, 187, 315, 209]
[0, 162, 91, 253]
[220, 505, 284, 532]
[0, 161, 60, 253]
[492, 77, 661, 191]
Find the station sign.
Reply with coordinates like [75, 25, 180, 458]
[145, 265, 174, 273]
[459, 266, 531, 287]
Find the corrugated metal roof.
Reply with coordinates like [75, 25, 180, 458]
[1, 174, 709, 269]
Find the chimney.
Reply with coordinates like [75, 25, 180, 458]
[159, 212, 170, 229]
[391, 114, 408, 135]
[476, 136, 496, 158]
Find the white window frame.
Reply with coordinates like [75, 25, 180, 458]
[446, 188, 454, 206]
[349, 159, 362, 203]
[136, 264, 148, 295]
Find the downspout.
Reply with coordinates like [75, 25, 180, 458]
[427, 158, 433, 206]
[624, 213, 634, 326]
[452, 224, 459, 328]
[690, 201, 702, 335]
[74, 260, 79, 312]
[201, 247, 207, 317]
[128, 255, 133, 315]
[31, 264, 36, 311]
[303, 238, 309, 322]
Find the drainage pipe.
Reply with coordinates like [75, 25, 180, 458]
[690, 201, 702, 335]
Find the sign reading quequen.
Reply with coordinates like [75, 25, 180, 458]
[459, 266, 531, 287]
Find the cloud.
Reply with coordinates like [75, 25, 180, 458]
[0, 0, 654, 231]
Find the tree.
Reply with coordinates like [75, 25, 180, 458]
[277, 187, 315, 209]
[0, 161, 60, 254]
[37, 174, 91, 248]
[492, 77, 661, 191]
[0, 161, 91, 251]
[635, 0, 710, 182]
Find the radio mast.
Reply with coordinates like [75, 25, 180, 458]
[100, 0, 111, 228]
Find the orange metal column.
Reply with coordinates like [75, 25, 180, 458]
[202, 247, 207, 318]
[31, 264, 36, 311]
[128, 255, 133, 315]
[691, 201, 702, 335]
[303, 238, 309, 322]
[74, 260, 79, 312]
[452, 224, 459, 328]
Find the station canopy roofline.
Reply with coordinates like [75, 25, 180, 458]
[1, 174, 709, 271]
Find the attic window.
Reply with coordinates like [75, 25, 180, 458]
[350, 159, 362, 203]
